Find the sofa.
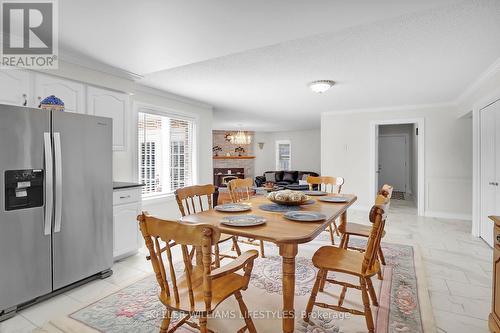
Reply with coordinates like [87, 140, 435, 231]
[255, 170, 319, 188]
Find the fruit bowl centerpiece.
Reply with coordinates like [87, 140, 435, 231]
[267, 190, 310, 206]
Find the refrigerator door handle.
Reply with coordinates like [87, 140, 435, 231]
[54, 132, 63, 233]
[43, 133, 53, 236]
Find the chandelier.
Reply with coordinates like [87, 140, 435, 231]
[229, 130, 252, 145]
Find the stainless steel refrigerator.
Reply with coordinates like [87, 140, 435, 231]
[0, 104, 113, 320]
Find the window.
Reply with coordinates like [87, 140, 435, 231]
[276, 140, 291, 171]
[138, 110, 194, 197]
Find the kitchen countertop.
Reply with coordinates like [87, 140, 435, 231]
[490, 216, 500, 226]
[113, 182, 144, 190]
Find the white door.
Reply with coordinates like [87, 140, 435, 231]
[0, 70, 31, 107]
[480, 100, 500, 247]
[378, 135, 407, 192]
[87, 86, 129, 151]
[34, 74, 85, 114]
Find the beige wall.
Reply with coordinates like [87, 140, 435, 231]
[254, 129, 321, 175]
[321, 106, 472, 218]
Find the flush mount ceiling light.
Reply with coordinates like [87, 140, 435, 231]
[308, 80, 335, 93]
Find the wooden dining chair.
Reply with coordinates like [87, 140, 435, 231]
[339, 184, 393, 267]
[137, 213, 258, 333]
[306, 175, 345, 245]
[175, 184, 241, 268]
[227, 178, 266, 258]
[304, 196, 390, 333]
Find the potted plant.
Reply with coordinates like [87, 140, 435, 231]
[235, 146, 245, 156]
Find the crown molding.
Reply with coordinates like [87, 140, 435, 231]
[58, 49, 144, 81]
[321, 102, 455, 116]
[133, 84, 213, 110]
[455, 56, 500, 107]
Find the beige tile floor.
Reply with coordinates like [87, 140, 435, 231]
[0, 199, 492, 333]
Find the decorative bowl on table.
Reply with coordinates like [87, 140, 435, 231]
[267, 190, 310, 206]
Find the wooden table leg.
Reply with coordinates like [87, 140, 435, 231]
[279, 243, 298, 333]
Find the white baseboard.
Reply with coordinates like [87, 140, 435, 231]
[424, 210, 471, 221]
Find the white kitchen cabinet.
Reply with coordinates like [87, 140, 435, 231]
[87, 86, 129, 151]
[113, 187, 142, 260]
[34, 74, 85, 114]
[0, 70, 31, 107]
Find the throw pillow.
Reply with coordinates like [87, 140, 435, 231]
[301, 173, 310, 180]
[283, 171, 298, 182]
[264, 172, 276, 182]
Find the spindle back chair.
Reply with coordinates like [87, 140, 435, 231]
[175, 184, 241, 267]
[137, 213, 258, 333]
[339, 184, 393, 270]
[306, 175, 345, 244]
[227, 178, 266, 257]
[306, 176, 344, 193]
[304, 196, 390, 333]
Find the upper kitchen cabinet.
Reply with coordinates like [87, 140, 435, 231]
[34, 74, 85, 114]
[87, 86, 129, 151]
[0, 70, 30, 107]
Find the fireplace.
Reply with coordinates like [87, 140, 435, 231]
[213, 168, 244, 187]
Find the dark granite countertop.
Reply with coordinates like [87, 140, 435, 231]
[113, 182, 144, 190]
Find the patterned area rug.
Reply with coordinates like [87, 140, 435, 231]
[41, 237, 434, 333]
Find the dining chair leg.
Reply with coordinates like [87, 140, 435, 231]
[377, 265, 383, 280]
[366, 277, 378, 306]
[318, 270, 327, 292]
[159, 309, 171, 333]
[378, 247, 386, 265]
[360, 277, 375, 333]
[342, 234, 350, 249]
[232, 237, 242, 256]
[328, 224, 335, 245]
[338, 286, 347, 306]
[259, 241, 265, 258]
[339, 233, 347, 248]
[231, 237, 236, 251]
[214, 244, 221, 268]
[235, 291, 257, 333]
[332, 219, 340, 236]
[199, 315, 208, 333]
[304, 269, 325, 322]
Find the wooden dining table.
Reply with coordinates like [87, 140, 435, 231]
[180, 193, 357, 333]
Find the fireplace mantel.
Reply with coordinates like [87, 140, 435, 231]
[213, 156, 255, 160]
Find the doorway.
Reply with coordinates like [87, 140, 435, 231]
[370, 119, 425, 216]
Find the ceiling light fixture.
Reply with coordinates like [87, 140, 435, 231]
[309, 80, 335, 93]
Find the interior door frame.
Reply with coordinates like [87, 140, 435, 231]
[369, 118, 425, 216]
[378, 133, 410, 193]
[472, 91, 500, 239]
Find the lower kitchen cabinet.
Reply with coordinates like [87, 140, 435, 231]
[113, 187, 142, 260]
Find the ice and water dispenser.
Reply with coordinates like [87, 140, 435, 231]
[4, 169, 44, 211]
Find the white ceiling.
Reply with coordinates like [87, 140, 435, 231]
[59, 0, 500, 131]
